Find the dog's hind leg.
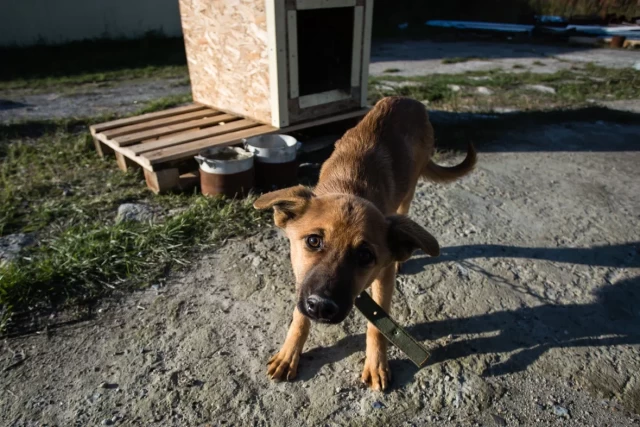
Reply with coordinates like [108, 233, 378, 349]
[361, 264, 396, 391]
[267, 308, 310, 381]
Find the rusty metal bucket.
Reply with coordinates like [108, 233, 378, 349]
[195, 147, 255, 198]
[244, 134, 301, 190]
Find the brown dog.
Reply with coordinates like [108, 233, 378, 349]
[254, 96, 476, 390]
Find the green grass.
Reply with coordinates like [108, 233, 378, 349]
[134, 93, 193, 114]
[441, 57, 488, 64]
[0, 95, 194, 236]
[383, 68, 402, 73]
[0, 65, 189, 92]
[370, 65, 640, 111]
[512, 64, 526, 69]
[0, 34, 188, 89]
[532, 61, 547, 66]
[0, 197, 267, 327]
[0, 99, 268, 330]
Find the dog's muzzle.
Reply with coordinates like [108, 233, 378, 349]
[298, 294, 351, 324]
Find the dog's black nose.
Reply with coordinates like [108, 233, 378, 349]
[306, 295, 339, 321]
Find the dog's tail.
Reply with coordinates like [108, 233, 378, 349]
[422, 143, 477, 183]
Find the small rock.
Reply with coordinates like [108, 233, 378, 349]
[525, 84, 556, 94]
[463, 227, 476, 236]
[0, 233, 35, 265]
[493, 107, 517, 114]
[447, 84, 461, 92]
[166, 390, 180, 407]
[633, 62, 640, 71]
[491, 414, 507, 426]
[382, 80, 421, 89]
[116, 203, 155, 224]
[102, 419, 113, 426]
[372, 401, 384, 409]
[167, 207, 188, 217]
[552, 405, 570, 418]
[455, 263, 469, 278]
[100, 382, 119, 390]
[251, 256, 262, 268]
[476, 87, 493, 96]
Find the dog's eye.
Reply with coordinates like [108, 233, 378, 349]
[356, 246, 375, 267]
[305, 235, 323, 250]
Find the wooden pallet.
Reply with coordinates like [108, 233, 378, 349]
[90, 103, 369, 193]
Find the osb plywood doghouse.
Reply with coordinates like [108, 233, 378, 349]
[91, 0, 374, 193]
[180, 0, 373, 127]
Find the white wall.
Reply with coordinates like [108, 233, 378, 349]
[0, 0, 183, 46]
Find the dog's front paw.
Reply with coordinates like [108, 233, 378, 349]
[361, 356, 391, 391]
[267, 348, 301, 381]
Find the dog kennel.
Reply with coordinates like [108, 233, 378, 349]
[179, 0, 374, 128]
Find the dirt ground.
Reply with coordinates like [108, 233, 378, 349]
[2, 39, 639, 122]
[2, 107, 640, 425]
[2, 39, 640, 425]
[0, 77, 190, 122]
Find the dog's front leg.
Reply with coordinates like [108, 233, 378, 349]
[268, 307, 310, 381]
[361, 264, 395, 391]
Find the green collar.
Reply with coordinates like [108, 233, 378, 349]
[355, 291, 431, 368]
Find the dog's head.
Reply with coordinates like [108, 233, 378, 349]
[254, 185, 440, 324]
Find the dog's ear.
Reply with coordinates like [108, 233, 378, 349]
[387, 215, 440, 262]
[253, 185, 315, 227]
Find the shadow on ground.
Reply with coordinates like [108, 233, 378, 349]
[0, 36, 187, 82]
[0, 100, 28, 111]
[295, 106, 640, 188]
[293, 107, 640, 388]
[297, 255, 640, 389]
[404, 242, 640, 273]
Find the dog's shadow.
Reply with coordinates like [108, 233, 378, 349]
[296, 330, 420, 391]
[294, 242, 640, 390]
